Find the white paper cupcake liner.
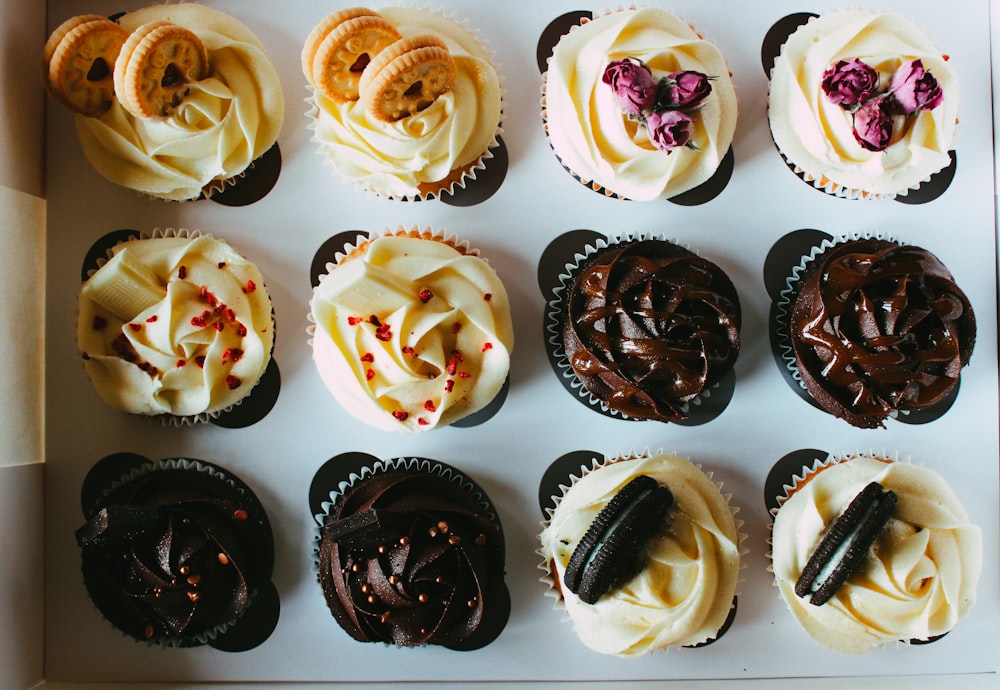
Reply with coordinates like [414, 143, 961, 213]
[537, 448, 746, 653]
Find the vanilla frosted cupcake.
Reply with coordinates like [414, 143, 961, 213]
[78, 231, 274, 421]
[538, 453, 742, 655]
[303, 6, 503, 199]
[768, 10, 958, 198]
[43, 4, 284, 201]
[542, 7, 737, 201]
[309, 228, 513, 432]
[770, 452, 982, 654]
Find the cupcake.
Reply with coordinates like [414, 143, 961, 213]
[538, 452, 742, 656]
[77, 230, 275, 423]
[776, 235, 976, 428]
[42, 4, 284, 201]
[767, 10, 957, 199]
[315, 456, 509, 649]
[303, 6, 503, 199]
[309, 228, 514, 432]
[769, 452, 982, 655]
[542, 7, 737, 201]
[76, 457, 276, 647]
[555, 236, 740, 423]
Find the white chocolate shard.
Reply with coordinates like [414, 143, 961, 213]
[83, 248, 165, 320]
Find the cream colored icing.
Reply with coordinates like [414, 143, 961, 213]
[771, 455, 982, 655]
[310, 234, 513, 432]
[544, 8, 737, 201]
[309, 7, 501, 198]
[768, 11, 958, 196]
[75, 4, 284, 201]
[539, 454, 741, 656]
[78, 235, 274, 417]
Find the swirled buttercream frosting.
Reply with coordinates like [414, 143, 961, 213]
[562, 239, 740, 422]
[74, 4, 284, 201]
[76, 460, 273, 645]
[544, 8, 737, 201]
[788, 239, 975, 428]
[317, 465, 508, 649]
[78, 234, 274, 418]
[308, 7, 502, 198]
[310, 233, 513, 432]
[771, 454, 982, 654]
[539, 454, 741, 655]
[768, 11, 958, 196]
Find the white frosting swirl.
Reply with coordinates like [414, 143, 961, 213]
[309, 7, 501, 198]
[768, 11, 958, 196]
[544, 8, 738, 201]
[539, 454, 741, 655]
[78, 235, 274, 417]
[75, 4, 284, 201]
[310, 234, 513, 433]
[771, 455, 982, 655]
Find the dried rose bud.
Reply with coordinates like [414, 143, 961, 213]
[821, 58, 878, 108]
[658, 70, 713, 110]
[889, 59, 943, 115]
[852, 97, 894, 152]
[602, 58, 656, 117]
[645, 110, 694, 152]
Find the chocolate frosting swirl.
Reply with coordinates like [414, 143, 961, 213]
[76, 465, 271, 645]
[562, 240, 741, 421]
[317, 469, 508, 649]
[790, 239, 976, 428]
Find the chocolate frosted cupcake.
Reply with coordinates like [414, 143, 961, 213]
[777, 236, 975, 428]
[557, 237, 740, 422]
[76, 457, 275, 647]
[538, 452, 743, 655]
[315, 457, 509, 649]
[78, 229, 275, 424]
[769, 452, 982, 654]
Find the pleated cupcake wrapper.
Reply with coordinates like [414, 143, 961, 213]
[540, 5, 737, 201]
[303, 4, 505, 202]
[86, 457, 267, 648]
[545, 232, 721, 420]
[762, 450, 939, 653]
[311, 456, 501, 571]
[81, 227, 276, 427]
[773, 229, 899, 401]
[536, 448, 747, 653]
[766, 11, 955, 201]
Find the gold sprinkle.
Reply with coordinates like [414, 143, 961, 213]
[428, 527, 438, 538]
[144, 625, 154, 639]
[448, 534, 461, 545]
[187, 591, 200, 602]
[217, 553, 230, 565]
[388, 575, 399, 586]
[467, 598, 476, 608]
[437, 521, 449, 534]
[475, 533, 487, 546]
[435, 577, 443, 584]
[351, 564, 360, 573]
[418, 593, 428, 603]
[399, 536, 409, 546]
[368, 595, 377, 604]
[361, 584, 370, 594]
[187, 574, 201, 586]
[179, 566, 190, 576]
[233, 509, 248, 521]
[380, 611, 391, 623]
[378, 545, 386, 554]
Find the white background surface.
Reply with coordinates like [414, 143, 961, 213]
[36, 0, 999, 685]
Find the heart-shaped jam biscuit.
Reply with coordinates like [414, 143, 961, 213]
[304, 9, 401, 103]
[43, 15, 130, 116]
[359, 34, 457, 122]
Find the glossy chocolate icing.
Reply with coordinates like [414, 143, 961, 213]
[317, 470, 508, 649]
[76, 465, 271, 645]
[790, 239, 976, 428]
[562, 240, 741, 422]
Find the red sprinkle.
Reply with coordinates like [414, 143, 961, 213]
[176, 359, 186, 368]
[223, 348, 244, 364]
[145, 315, 158, 323]
[178, 266, 187, 279]
[369, 315, 381, 327]
[243, 280, 256, 294]
[226, 308, 236, 322]
[217, 262, 226, 269]
[401, 345, 415, 358]
[482, 342, 493, 352]
[366, 369, 375, 380]
[459, 371, 471, 378]
[92, 315, 106, 331]
[418, 289, 433, 303]
[236, 324, 248, 338]
[418, 418, 429, 426]
[446, 359, 458, 375]
[392, 410, 408, 422]
[81, 352, 90, 360]
[375, 323, 392, 342]
[424, 400, 436, 412]
[484, 293, 492, 301]
[226, 375, 241, 390]
[452, 322, 462, 334]
[213, 322, 225, 332]
[450, 349, 463, 363]
[128, 323, 142, 332]
[444, 380, 454, 393]
[360, 353, 374, 363]
[347, 316, 362, 326]
[195, 356, 206, 369]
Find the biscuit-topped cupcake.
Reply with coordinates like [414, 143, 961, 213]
[542, 7, 737, 201]
[42, 4, 284, 201]
[768, 10, 957, 199]
[303, 6, 502, 199]
[309, 228, 513, 432]
[538, 452, 742, 655]
[777, 236, 975, 428]
[769, 452, 982, 654]
[78, 230, 274, 422]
